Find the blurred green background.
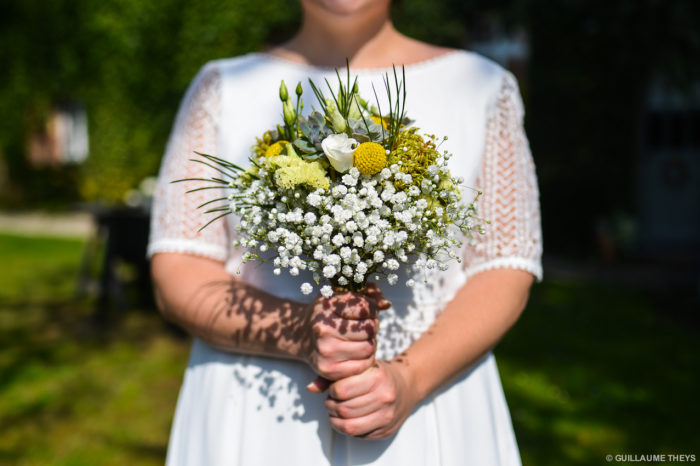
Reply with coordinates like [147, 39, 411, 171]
[1, 0, 699, 464]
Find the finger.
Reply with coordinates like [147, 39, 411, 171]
[329, 294, 375, 320]
[318, 338, 375, 361]
[327, 368, 377, 401]
[319, 356, 375, 381]
[325, 392, 381, 419]
[329, 410, 387, 438]
[358, 427, 393, 440]
[313, 317, 378, 341]
[306, 376, 331, 393]
[364, 282, 392, 310]
[343, 318, 379, 341]
[313, 292, 368, 320]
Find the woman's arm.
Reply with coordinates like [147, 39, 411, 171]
[324, 268, 533, 439]
[395, 268, 533, 401]
[152, 252, 387, 381]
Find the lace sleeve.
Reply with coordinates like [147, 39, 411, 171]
[147, 63, 229, 261]
[463, 71, 543, 281]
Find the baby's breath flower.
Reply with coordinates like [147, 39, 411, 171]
[356, 262, 368, 274]
[300, 283, 313, 295]
[307, 193, 322, 207]
[304, 212, 317, 225]
[342, 173, 358, 187]
[322, 265, 337, 278]
[320, 285, 333, 298]
[386, 259, 399, 270]
[332, 185, 348, 198]
[339, 247, 352, 261]
[332, 233, 346, 247]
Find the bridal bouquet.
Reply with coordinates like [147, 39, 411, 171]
[181, 68, 484, 296]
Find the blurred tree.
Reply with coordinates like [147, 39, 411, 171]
[0, 0, 301, 206]
[79, 0, 302, 203]
[0, 0, 92, 206]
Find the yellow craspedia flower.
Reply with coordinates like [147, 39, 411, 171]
[264, 140, 289, 157]
[353, 142, 387, 175]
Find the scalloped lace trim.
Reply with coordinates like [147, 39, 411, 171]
[464, 256, 543, 282]
[147, 238, 228, 262]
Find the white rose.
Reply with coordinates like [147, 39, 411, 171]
[321, 133, 357, 173]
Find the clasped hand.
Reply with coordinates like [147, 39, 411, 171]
[300, 284, 417, 440]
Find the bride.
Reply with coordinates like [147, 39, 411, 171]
[148, 0, 542, 464]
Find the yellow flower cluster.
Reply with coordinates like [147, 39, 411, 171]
[388, 128, 439, 187]
[264, 154, 330, 190]
[353, 142, 386, 175]
[252, 130, 275, 158]
[264, 140, 289, 157]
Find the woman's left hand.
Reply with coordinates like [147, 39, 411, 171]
[324, 359, 417, 440]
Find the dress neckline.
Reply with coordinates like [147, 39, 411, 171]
[254, 49, 465, 75]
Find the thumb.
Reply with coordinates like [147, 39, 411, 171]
[305, 376, 331, 393]
[364, 282, 392, 310]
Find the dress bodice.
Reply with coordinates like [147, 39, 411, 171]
[147, 50, 542, 359]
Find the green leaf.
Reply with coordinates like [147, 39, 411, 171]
[301, 152, 326, 160]
[293, 138, 316, 154]
[298, 119, 312, 139]
[349, 118, 384, 143]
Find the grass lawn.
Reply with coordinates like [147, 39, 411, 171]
[0, 233, 188, 466]
[0, 232, 697, 465]
[496, 279, 699, 465]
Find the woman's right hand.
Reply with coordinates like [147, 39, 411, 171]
[300, 283, 390, 390]
[152, 253, 390, 379]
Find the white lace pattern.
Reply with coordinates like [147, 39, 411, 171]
[463, 71, 543, 281]
[148, 64, 230, 261]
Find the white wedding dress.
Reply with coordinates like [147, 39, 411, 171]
[148, 50, 542, 466]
